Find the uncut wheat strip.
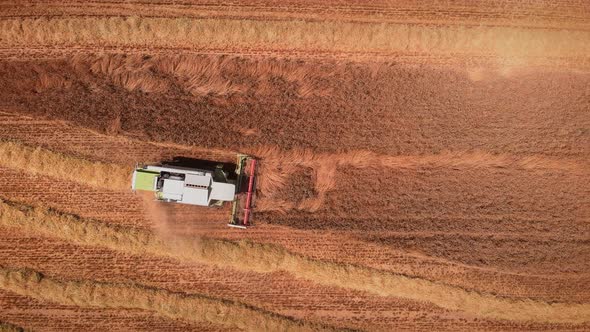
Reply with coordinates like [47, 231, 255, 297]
[0, 17, 589, 59]
[254, 148, 589, 173]
[1, 200, 589, 324]
[0, 267, 333, 332]
[253, 147, 589, 212]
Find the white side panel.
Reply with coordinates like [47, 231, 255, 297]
[210, 182, 236, 202]
[161, 193, 183, 201]
[182, 187, 210, 206]
[162, 179, 184, 195]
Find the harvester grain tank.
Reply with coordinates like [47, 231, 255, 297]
[131, 154, 257, 228]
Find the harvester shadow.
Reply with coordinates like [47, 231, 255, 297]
[161, 156, 238, 183]
[161, 156, 256, 198]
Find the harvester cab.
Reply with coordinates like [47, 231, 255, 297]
[131, 154, 258, 229]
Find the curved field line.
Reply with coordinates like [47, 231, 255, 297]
[0, 141, 131, 191]
[0, 17, 589, 61]
[0, 267, 333, 332]
[0, 200, 589, 324]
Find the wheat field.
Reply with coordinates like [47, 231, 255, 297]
[0, 1, 589, 331]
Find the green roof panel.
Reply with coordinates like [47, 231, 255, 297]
[134, 169, 159, 192]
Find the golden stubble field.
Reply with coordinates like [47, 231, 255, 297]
[0, 1, 589, 331]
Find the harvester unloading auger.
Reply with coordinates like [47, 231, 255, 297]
[131, 154, 257, 229]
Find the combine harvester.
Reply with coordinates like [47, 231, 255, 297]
[131, 154, 257, 229]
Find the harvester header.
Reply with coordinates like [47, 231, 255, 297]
[131, 154, 258, 229]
